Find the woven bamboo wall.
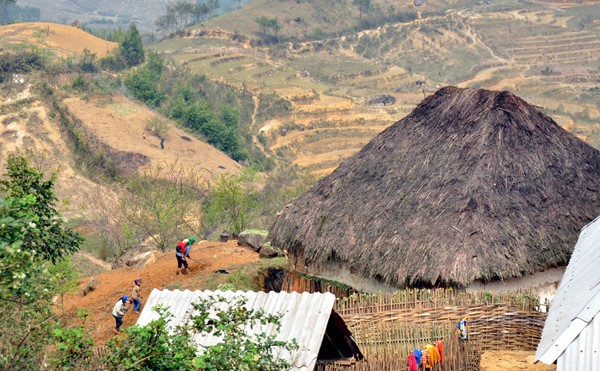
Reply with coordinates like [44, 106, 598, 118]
[318, 331, 482, 371]
[286, 272, 546, 369]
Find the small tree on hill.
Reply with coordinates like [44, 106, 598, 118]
[255, 16, 282, 42]
[119, 23, 145, 67]
[202, 170, 258, 237]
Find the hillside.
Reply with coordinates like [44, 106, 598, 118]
[0, 22, 116, 57]
[153, 0, 600, 175]
[16, 0, 250, 31]
[0, 84, 240, 216]
[62, 240, 261, 345]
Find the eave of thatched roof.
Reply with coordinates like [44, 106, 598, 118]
[269, 86, 600, 288]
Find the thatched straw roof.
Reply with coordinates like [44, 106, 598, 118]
[268, 87, 600, 288]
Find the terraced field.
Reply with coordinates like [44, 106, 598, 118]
[154, 0, 600, 174]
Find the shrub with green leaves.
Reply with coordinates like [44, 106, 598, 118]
[0, 154, 82, 368]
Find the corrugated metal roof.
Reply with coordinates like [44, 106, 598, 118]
[535, 215, 600, 369]
[136, 289, 336, 370]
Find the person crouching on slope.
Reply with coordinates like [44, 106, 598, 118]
[176, 238, 189, 275]
[112, 295, 130, 334]
[132, 278, 143, 314]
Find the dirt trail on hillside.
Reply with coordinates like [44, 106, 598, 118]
[63, 240, 259, 345]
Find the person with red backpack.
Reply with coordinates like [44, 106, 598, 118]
[176, 238, 189, 275]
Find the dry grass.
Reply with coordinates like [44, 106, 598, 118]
[0, 22, 116, 57]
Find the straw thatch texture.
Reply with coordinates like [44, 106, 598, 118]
[269, 86, 600, 288]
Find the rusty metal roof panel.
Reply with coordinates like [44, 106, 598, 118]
[137, 290, 336, 370]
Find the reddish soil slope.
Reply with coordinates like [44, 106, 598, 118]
[62, 240, 259, 345]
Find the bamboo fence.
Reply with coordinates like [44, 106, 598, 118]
[284, 272, 546, 369]
[318, 331, 482, 371]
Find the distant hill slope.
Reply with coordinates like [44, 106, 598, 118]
[63, 95, 241, 179]
[16, 0, 249, 31]
[153, 0, 600, 175]
[0, 22, 116, 57]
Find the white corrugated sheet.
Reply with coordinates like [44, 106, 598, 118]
[136, 289, 336, 370]
[535, 215, 600, 370]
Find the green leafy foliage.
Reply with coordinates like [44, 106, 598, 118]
[125, 68, 165, 107]
[203, 170, 258, 237]
[119, 23, 145, 67]
[50, 310, 95, 369]
[0, 50, 45, 83]
[0, 154, 82, 369]
[103, 306, 197, 369]
[190, 295, 296, 370]
[0, 154, 82, 263]
[104, 295, 297, 370]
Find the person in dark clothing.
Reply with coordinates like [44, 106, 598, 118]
[160, 137, 165, 150]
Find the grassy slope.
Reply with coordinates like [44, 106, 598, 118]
[0, 22, 116, 57]
[152, 0, 599, 175]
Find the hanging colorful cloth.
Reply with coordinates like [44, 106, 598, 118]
[425, 344, 441, 366]
[408, 353, 418, 371]
[434, 341, 444, 362]
[413, 349, 422, 366]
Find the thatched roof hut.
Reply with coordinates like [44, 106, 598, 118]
[268, 87, 600, 289]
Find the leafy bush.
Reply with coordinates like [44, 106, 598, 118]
[0, 51, 45, 82]
[124, 68, 165, 107]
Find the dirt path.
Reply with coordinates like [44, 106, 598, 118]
[480, 350, 555, 370]
[62, 240, 259, 345]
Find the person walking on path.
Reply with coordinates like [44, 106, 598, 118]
[160, 137, 165, 150]
[176, 238, 189, 275]
[132, 278, 143, 314]
[112, 295, 130, 334]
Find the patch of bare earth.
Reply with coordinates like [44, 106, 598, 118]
[62, 240, 260, 345]
[480, 350, 556, 371]
[63, 95, 241, 182]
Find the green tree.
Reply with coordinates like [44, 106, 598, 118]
[117, 163, 203, 251]
[255, 16, 282, 41]
[0, 154, 82, 368]
[0, 154, 82, 263]
[125, 68, 165, 107]
[203, 170, 258, 237]
[50, 310, 96, 369]
[119, 23, 145, 67]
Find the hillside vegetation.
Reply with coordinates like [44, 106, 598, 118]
[154, 0, 600, 174]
